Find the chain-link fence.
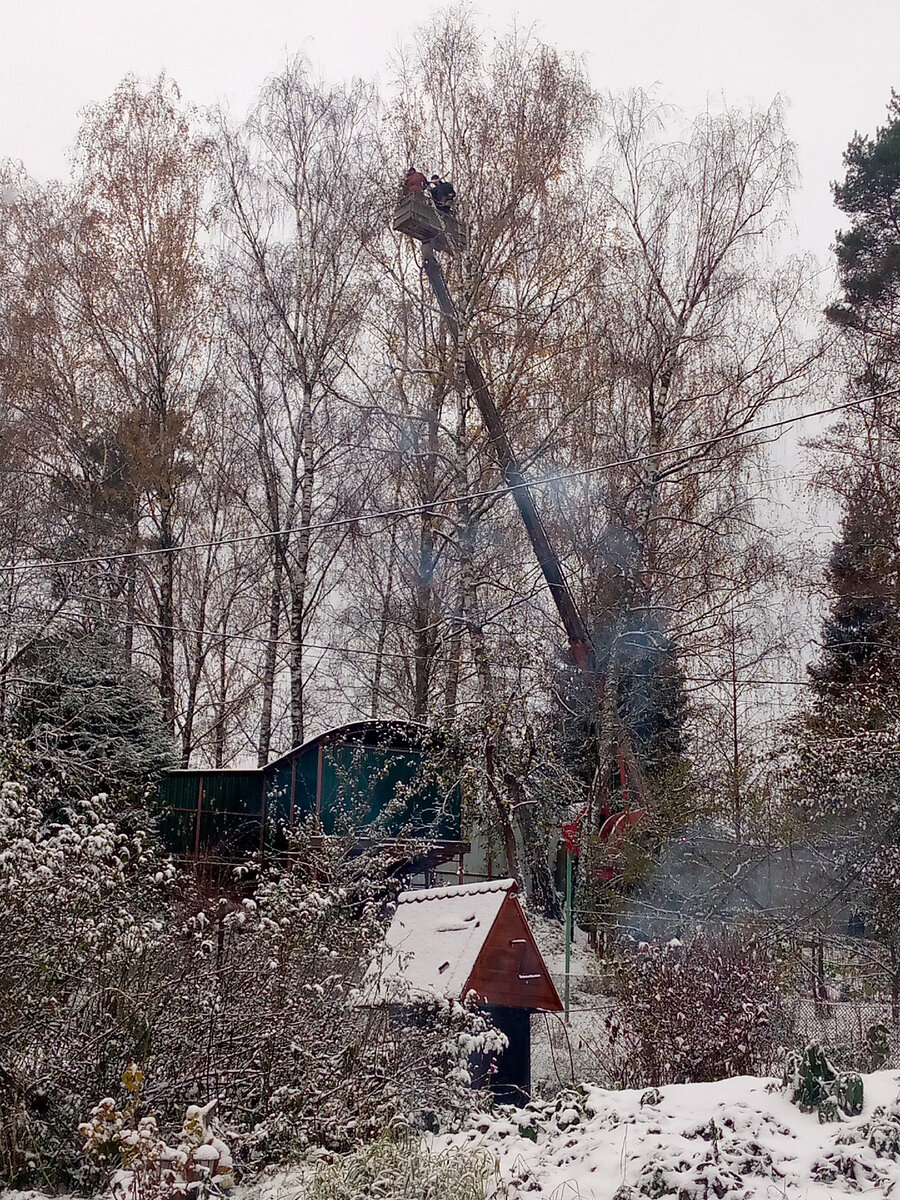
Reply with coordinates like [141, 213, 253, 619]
[792, 996, 900, 1069]
[528, 926, 900, 1086]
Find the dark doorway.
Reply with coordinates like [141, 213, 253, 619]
[484, 1005, 531, 1104]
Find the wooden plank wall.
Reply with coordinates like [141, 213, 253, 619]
[466, 894, 562, 1011]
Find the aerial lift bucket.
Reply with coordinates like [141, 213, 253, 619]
[392, 192, 468, 252]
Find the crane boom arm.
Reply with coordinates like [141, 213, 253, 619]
[421, 246, 594, 675]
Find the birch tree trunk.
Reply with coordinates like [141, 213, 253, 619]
[257, 559, 283, 766]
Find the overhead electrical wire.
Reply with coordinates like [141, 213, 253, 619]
[5, 586, 817, 692]
[2, 600, 815, 691]
[1, 389, 893, 577]
[4, 567, 551, 661]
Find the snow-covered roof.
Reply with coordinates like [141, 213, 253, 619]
[396, 878, 515, 905]
[366, 879, 516, 1002]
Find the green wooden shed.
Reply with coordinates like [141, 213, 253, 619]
[156, 720, 464, 862]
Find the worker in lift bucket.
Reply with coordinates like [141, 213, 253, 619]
[430, 174, 456, 213]
[402, 167, 428, 195]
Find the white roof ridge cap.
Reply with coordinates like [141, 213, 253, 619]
[396, 879, 515, 904]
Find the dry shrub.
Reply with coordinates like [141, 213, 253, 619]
[0, 780, 495, 1189]
[599, 929, 792, 1087]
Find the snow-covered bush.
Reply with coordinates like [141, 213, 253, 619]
[813, 1090, 900, 1188]
[0, 772, 173, 1186]
[490, 1086, 595, 1144]
[0, 786, 496, 1188]
[444, 1077, 801, 1199]
[79, 1079, 234, 1200]
[211, 838, 500, 1159]
[9, 628, 175, 800]
[598, 930, 791, 1087]
[783, 1043, 864, 1121]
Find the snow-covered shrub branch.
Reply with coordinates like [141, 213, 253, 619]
[0, 790, 497, 1188]
[0, 774, 173, 1186]
[596, 930, 792, 1087]
[79, 1083, 234, 1200]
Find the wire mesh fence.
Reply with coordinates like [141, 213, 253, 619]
[530, 927, 900, 1085]
[792, 996, 900, 1068]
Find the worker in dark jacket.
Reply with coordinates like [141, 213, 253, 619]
[430, 175, 456, 212]
[402, 168, 428, 195]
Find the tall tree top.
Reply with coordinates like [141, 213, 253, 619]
[830, 91, 900, 331]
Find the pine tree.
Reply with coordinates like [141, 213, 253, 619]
[613, 621, 688, 787]
[556, 612, 689, 813]
[808, 474, 900, 698]
[8, 626, 176, 802]
[787, 476, 900, 1002]
[553, 610, 691, 935]
[828, 91, 900, 414]
[793, 471, 900, 824]
[785, 100, 900, 1000]
[829, 91, 900, 340]
[798, 88, 900, 800]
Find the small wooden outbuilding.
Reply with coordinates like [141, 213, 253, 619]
[156, 720, 464, 865]
[369, 879, 562, 1101]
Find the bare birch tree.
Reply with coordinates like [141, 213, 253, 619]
[545, 93, 823, 832]
[219, 59, 381, 753]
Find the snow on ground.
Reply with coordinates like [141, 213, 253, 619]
[435, 1070, 900, 1198]
[9, 1073, 900, 1199]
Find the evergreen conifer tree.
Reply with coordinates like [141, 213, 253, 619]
[798, 86, 900, 800]
[785, 102, 900, 994]
[809, 474, 900, 698]
[556, 612, 689, 815]
[553, 610, 691, 935]
[829, 91, 900, 342]
[8, 626, 176, 803]
[792, 473, 900, 827]
[787, 474, 900, 998]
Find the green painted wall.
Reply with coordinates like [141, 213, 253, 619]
[156, 721, 461, 856]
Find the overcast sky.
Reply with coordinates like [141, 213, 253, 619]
[2, 0, 898, 274]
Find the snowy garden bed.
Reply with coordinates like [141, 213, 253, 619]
[434, 1069, 900, 1198]
[8, 1070, 900, 1198]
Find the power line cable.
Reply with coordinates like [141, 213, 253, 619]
[4, 593, 814, 686]
[5, 569, 550, 662]
[2, 390, 892, 577]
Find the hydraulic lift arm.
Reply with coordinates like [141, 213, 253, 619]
[391, 199, 645, 807]
[421, 245, 595, 677]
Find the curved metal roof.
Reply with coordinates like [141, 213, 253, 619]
[264, 717, 432, 773]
